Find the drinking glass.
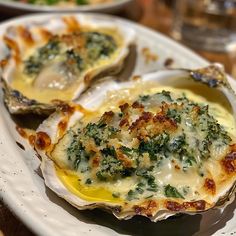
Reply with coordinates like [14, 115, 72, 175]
[172, 0, 236, 53]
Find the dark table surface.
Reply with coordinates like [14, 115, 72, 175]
[0, 0, 235, 235]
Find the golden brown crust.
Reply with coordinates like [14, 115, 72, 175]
[38, 28, 53, 41]
[119, 103, 129, 113]
[91, 156, 100, 168]
[16, 125, 28, 139]
[0, 59, 8, 68]
[17, 26, 34, 46]
[221, 144, 236, 174]
[63, 16, 80, 33]
[58, 118, 69, 137]
[166, 200, 206, 212]
[204, 178, 216, 195]
[28, 135, 36, 147]
[116, 150, 134, 168]
[133, 200, 158, 217]
[3, 36, 20, 63]
[132, 101, 144, 109]
[100, 111, 115, 124]
[119, 118, 129, 128]
[35, 131, 51, 150]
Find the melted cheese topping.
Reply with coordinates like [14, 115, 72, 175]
[52, 82, 236, 206]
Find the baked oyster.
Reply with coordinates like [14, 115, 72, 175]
[34, 65, 236, 221]
[0, 15, 135, 114]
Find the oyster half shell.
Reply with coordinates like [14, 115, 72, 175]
[0, 15, 135, 114]
[34, 65, 236, 221]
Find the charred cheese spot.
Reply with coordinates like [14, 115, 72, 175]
[63, 16, 80, 32]
[17, 26, 34, 46]
[183, 200, 206, 211]
[100, 111, 114, 123]
[132, 101, 144, 109]
[222, 149, 236, 174]
[153, 114, 177, 130]
[16, 126, 28, 139]
[129, 111, 153, 131]
[38, 29, 53, 41]
[92, 156, 100, 167]
[204, 178, 216, 195]
[28, 134, 36, 147]
[3, 36, 20, 63]
[0, 59, 8, 68]
[166, 200, 206, 211]
[119, 103, 129, 112]
[132, 75, 141, 81]
[133, 200, 158, 217]
[58, 119, 68, 136]
[116, 151, 134, 168]
[166, 201, 183, 211]
[119, 118, 129, 127]
[84, 73, 92, 84]
[175, 165, 181, 170]
[35, 131, 51, 150]
[59, 103, 76, 115]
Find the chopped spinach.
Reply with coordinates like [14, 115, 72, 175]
[23, 32, 117, 78]
[126, 190, 138, 201]
[167, 108, 181, 123]
[120, 146, 133, 156]
[85, 178, 92, 185]
[112, 192, 121, 198]
[168, 135, 186, 153]
[139, 95, 150, 102]
[164, 184, 184, 199]
[67, 132, 90, 170]
[138, 133, 169, 160]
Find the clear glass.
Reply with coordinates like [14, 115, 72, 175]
[172, 0, 236, 53]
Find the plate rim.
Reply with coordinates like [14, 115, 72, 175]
[0, 0, 133, 12]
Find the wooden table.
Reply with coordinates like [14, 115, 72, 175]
[0, 1, 235, 235]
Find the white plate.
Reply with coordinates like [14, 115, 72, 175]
[0, 13, 235, 236]
[0, 0, 132, 13]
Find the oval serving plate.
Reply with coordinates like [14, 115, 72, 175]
[0, 13, 235, 236]
[0, 0, 133, 13]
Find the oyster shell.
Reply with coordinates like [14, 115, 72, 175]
[34, 65, 236, 221]
[0, 15, 135, 114]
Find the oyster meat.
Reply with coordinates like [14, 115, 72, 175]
[34, 65, 236, 221]
[0, 15, 135, 114]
